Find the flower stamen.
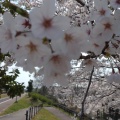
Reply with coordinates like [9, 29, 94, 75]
[42, 18, 52, 29]
[26, 41, 37, 53]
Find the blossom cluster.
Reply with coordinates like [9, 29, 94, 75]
[0, 0, 120, 86]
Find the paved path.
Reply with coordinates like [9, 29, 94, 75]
[0, 108, 27, 120]
[0, 105, 75, 120]
[44, 107, 74, 120]
[0, 94, 26, 113]
[0, 97, 10, 104]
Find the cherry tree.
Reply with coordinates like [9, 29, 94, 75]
[0, 0, 120, 119]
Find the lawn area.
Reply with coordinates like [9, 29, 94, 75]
[0, 94, 8, 98]
[32, 108, 60, 120]
[0, 95, 34, 116]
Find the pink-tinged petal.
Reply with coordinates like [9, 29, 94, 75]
[112, 20, 120, 35]
[53, 16, 70, 31]
[42, 0, 56, 18]
[30, 7, 44, 23]
[114, 9, 120, 20]
[31, 24, 45, 39]
[3, 12, 14, 30]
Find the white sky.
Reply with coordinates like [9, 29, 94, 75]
[16, 68, 33, 86]
[8, 65, 34, 87]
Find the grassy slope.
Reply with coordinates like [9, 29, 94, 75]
[32, 108, 60, 120]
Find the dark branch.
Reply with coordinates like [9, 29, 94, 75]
[75, 0, 86, 6]
[79, 67, 94, 119]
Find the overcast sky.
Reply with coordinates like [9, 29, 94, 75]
[8, 65, 34, 87]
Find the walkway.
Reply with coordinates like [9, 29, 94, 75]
[44, 107, 75, 120]
[0, 106, 75, 120]
[0, 94, 26, 113]
[0, 108, 27, 120]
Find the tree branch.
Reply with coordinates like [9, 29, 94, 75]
[2, 1, 29, 18]
[75, 0, 86, 6]
[79, 67, 94, 119]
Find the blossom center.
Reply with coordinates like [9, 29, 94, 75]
[26, 41, 37, 53]
[50, 55, 61, 64]
[116, 0, 120, 4]
[54, 72, 58, 77]
[86, 29, 91, 35]
[85, 59, 92, 65]
[99, 9, 106, 16]
[103, 22, 112, 30]
[42, 18, 52, 29]
[64, 33, 73, 42]
[22, 19, 31, 28]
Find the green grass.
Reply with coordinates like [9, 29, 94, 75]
[0, 94, 8, 98]
[32, 108, 60, 120]
[43, 103, 52, 107]
[0, 95, 32, 116]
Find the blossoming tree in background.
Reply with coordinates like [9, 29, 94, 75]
[0, 0, 120, 119]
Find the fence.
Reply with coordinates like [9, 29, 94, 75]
[25, 104, 43, 120]
[96, 107, 120, 120]
[54, 103, 120, 120]
[54, 103, 78, 117]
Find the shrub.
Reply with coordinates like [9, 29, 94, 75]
[30, 92, 39, 101]
[30, 92, 54, 105]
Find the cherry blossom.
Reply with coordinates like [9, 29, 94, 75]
[110, 0, 120, 9]
[15, 15, 31, 31]
[60, 27, 85, 59]
[1, 1, 120, 117]
[42, 53, 71, 85]
[90, 0, 110, 21]
[105, 42, 118, 54]
[114, 9, 120, 20]
[43, 72, 69, 86]
[81, 59, 98, 71]
[15, 33, 51, 68]
[107, 73, 120, 83]
[92, 16, 120, 42]
[0, 12, 17, 53]
[30, 0, 70, 40]
[44, 53, 71, 76]
[1, 0, 120, 88]
[88, 36, 105, 55]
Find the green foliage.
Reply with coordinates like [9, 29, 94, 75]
[7, 82, 25, 98]
[27, 80, 33, 93]
[0, 65, 25, 99]
[0, 67, 23, 97]
[1, 0, 29, 17]
[0, 52, 25, 99]
[32, 108, 60, 120]
[38, 86, 48, 96]
[30, 92, 40, 101]
[30, 92, 54, 105]
[47, 95, 58, 104]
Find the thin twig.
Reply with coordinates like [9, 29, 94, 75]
[75, 0, 89, 10]
[49, 43, 54, 53]
[75, 0, 86, 6]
